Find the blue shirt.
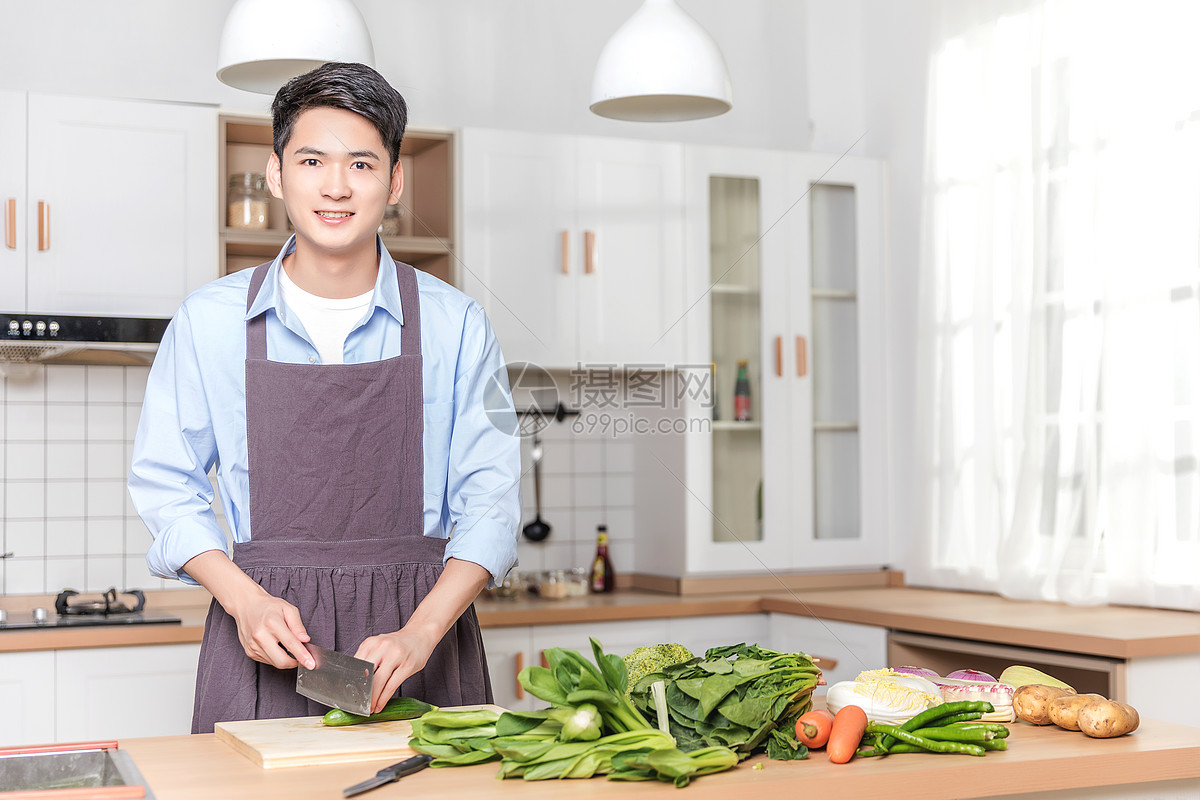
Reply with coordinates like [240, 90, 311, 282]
[129, 237, 521, 588]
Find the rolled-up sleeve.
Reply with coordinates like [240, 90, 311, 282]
[128, 304, 230, 584]
[441, 304, 521, 588]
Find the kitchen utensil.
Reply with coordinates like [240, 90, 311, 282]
[295, 643, 374, 716]
[214, 704, 506, 769]
[522, 435, 552, 542]
[342, 754, 432, 797]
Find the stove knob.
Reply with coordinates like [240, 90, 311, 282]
[32, 607, 49, 623]
[22, 320, 33, 335]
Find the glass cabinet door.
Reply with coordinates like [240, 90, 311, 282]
[709, 176, 764, 544]
[810, 183, 861, 540]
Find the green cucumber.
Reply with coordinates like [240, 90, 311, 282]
[321, 697, 436, 727]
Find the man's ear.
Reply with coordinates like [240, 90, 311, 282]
[266, 151, 284, 200]
[389, 159, 404, 204]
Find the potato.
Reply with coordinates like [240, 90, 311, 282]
[1078, 699, 1140, 738]
[1047, 693, 1106, 730]
[1013, 683, 1076, 725]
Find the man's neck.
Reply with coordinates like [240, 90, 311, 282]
[281, 237, 378, 299]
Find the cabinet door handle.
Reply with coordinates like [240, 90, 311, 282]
[796, 335, 807, 377]
[539, 650, 549, 669]
[560, 230, 569, 275]
[37, 201, 49, 251]
[584, 230, 596, 274]
[774, 336, 783, 377]
[4, 198, 14, 250]
[515, 651, 525, 700]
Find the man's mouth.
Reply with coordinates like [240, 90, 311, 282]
[316, 211, 354, 219]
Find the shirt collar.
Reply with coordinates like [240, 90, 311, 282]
[243, 235, 405, 326]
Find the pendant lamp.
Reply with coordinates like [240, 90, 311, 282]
[216, 0, 375, 94]
[590, 0, 732, 122]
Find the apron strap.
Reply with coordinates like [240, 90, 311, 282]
[244, 261, 421, 360]
[396, 263, 420, 356]
[246, 263, 271, 361]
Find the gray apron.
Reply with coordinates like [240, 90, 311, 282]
[191, 261, 492, 734]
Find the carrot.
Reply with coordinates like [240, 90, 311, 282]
[795, 709, 835, 748]
[827, 705, 868, 764]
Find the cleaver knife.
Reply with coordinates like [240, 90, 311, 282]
[295, 643, 374, 716]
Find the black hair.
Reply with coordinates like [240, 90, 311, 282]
[271, 62, 407, 169]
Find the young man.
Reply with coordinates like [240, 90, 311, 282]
[129, 63, 521, 734]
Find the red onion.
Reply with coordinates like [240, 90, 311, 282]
[890, 665, 940, 679]
[946, 668, 997, 682]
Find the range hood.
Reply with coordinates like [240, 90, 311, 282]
[1, 312, 169, 366]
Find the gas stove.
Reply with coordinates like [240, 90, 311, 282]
[0, 588, 183, 631]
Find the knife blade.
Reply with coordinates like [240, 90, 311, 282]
[342, 754, 433, 797]
[295, 643, 374, 716]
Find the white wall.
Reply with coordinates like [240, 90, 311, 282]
[0, 0, 813, 151]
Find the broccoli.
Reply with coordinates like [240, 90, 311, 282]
[623, 643, 695, 690]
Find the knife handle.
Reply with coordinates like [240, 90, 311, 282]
[383, 753, 433, 779]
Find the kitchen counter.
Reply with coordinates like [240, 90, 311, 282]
[117, 716, 1200, 800]
[3, 584, 1198, 659]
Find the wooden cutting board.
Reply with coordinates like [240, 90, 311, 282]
[214, 704, 505, 769]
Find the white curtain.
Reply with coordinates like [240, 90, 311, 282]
[913, 0, 1200, 610]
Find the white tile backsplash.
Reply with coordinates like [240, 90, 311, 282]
[46, 366, 86, 402]
[46, 519, 86, 557]
[5, 370, 46, 403]
[88, 518, 125, 555]
[6, 404, 46, 441]
[46, 442, 86, 480]
[46, 481, 86, 518]
[87, 405, 125, 441]
[6, 482, 45, 519]
[46, 404, 86, 441]
[5, 558, 45, 594]
[46, 557, 86, 593]
[87, 442, 126, 480]
[3, 364, 648, 595]
[86, 366, 125, 403]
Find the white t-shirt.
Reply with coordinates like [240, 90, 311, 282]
[278, 267, 373, 365]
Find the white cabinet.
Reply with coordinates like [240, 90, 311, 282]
[636, 145, 889, 577]
[460, 128, 685, 367]
[481, 626, 536, 712]
[769, 614, 887, 692]
[0, 651, 56, 745]
[56, 643, 200, 742]
[0, 92, 216, 317]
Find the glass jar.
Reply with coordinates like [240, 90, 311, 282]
[567, 568, 589, 597]
[378, 203, 405, 237]
[228, 172, 270, 230]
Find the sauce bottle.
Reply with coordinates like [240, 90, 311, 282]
[589, 525, 615, 593]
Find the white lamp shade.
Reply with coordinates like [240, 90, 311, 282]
[216, 0, 375, 94]
[590, 0, 732, 122]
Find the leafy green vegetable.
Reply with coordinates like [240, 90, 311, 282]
[623, 643, 696, 690]
[629, 642, 820, 758]
[549, 703, 603, 741]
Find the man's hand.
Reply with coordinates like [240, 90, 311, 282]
[229, 590, 315, 670]
[356, 558, 490, 714]
[183, 549, 315, 670]
[355, 627, 439, 714]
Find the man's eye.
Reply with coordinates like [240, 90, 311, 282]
[351, 161, 371, 170]
[302, 158, 319, 166]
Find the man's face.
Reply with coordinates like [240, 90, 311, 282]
[267, 106, 402, 257]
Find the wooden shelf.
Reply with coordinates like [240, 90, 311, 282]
[712, 420, 763, 432]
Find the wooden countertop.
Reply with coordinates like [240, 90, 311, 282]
[3, 585, 1199, 660]
[117, 717, 1200, 800]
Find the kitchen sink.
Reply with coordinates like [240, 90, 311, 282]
[0, 742, 155, 797]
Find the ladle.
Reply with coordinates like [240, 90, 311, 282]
[522, 435, 552, 542]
